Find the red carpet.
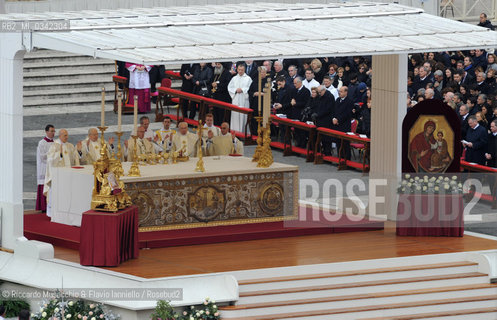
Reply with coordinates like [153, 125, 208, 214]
[24, 206, 383, 250]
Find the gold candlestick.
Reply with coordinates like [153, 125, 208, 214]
[195, 120, 206, 173]
[252, 116, 263, 162]
[127, 135, 141, 177]
[97, 126, 108, 159]
[257, 119, 274, 168]
[114, 131, 123, 161]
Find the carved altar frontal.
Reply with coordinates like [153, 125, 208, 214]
[122, 156, 298, 231]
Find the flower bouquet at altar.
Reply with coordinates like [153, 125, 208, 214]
[396, 174, 464, 237]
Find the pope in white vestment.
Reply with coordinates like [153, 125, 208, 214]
[43, 129, 81, 217]
[36, 125, 55, 211]
[171, 122, 199, 157]
[228, 64, 252, 133]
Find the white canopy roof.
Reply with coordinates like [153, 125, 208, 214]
[2, 2, 497, 65]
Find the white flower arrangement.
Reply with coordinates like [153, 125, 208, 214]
[398, 174, 462, 194]
[31, 296, 119, 320]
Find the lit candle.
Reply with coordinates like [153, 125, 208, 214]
[133, 95, 138, 135]
[257, 67, 262, 115]
[117, 93, 122, 132]
[101, 88, 105, 128]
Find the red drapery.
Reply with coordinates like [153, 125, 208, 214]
[79, 205, 139, 266]
[396, 194, 464, 237]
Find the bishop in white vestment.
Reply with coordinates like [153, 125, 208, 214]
[36, 125, 55, 211]
[44, 129, 81, 217]
[228, 64, 252, 133]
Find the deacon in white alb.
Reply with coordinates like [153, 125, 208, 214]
[44, 129, 82, 217]
[36, 124, 56, 212]
[228, 64, 252, 133]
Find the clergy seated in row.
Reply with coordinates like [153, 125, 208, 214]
[154, 116, 176, 152]
[80, 128, 115, 165]
[124, 126, 156, 161]
[205, 122, 244, 156]
[43, 129, 81, 217]
[171, 122, 199, 157]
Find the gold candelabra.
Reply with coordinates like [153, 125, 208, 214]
[256, 118, 274, 168]
[91, 126, 131, 211]
[252, 116, 264, 162]
[114, 131, 123, 161]
[195, 120, 206, 172]
[127, 135, 141, 177]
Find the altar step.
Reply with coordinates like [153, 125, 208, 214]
[23, 205, 384, 250]
[219, 261, 497, 319]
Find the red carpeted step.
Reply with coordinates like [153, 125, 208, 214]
[23, 206, 384, 250]
[23, 213, 80, 250]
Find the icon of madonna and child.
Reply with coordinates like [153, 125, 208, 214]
[408, 117, 454, 173]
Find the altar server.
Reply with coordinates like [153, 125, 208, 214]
[36, 124, 55, 211]
[228, 64, 253, 133]
[202, 113, 221, 141]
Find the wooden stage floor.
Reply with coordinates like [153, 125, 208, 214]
[52, 222, 497, 279]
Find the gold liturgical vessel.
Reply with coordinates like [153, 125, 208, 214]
[91, 126, 132, 212]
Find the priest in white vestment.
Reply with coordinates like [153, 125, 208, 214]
[43, 129, 81, 217]
[124, 126, 156, 161]
[36, 124, 55, 211]
[206, 122, 244, 156]
[154, 116, 175, 152]
[171, 122, 199, 157]
[81, 128, 115, 165]
[228, 64, 252, 133]
[202, 113, 221, 142]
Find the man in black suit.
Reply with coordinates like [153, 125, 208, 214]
[459, 104, 470, 139]
[273, 76, 294, 142]
[180, 63, 196, 119]
[290, 77, 310, 148]
[211, 62, 233, 125]
[333, 86, 354, 160]
[245, 60, 258, 81]
[248, 66, 272, 135]
[485, 119, 497, 167]
[312, 85, 335, 155]
[464, 115, 488, 165]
